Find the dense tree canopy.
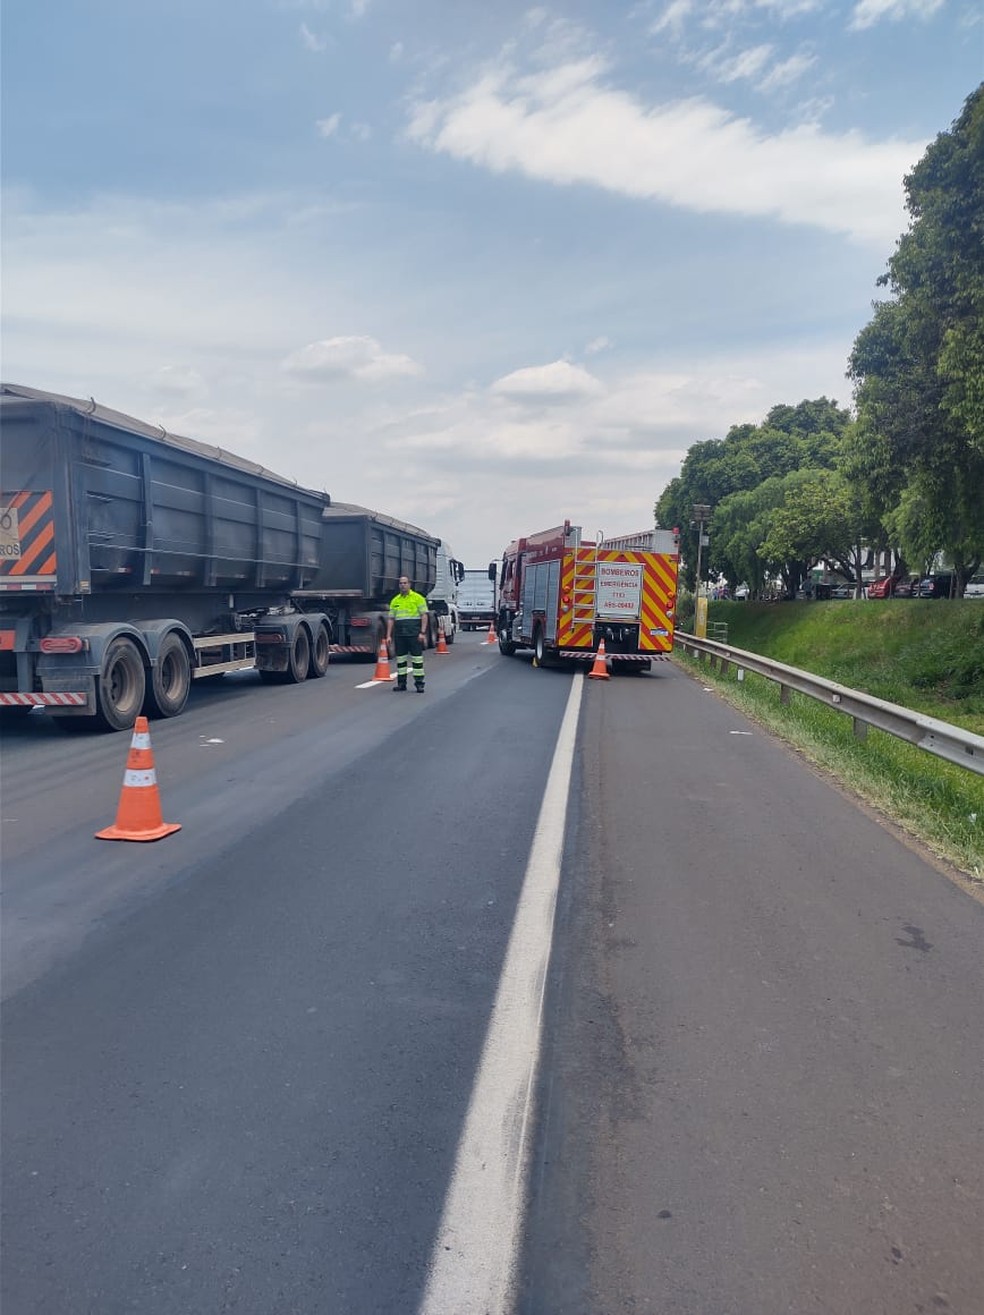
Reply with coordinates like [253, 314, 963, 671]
[655, 86, 983, 598]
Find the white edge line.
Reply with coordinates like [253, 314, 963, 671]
[417, 672, 584, 1315]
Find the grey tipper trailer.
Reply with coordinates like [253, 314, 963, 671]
[0, 384, 438, 729]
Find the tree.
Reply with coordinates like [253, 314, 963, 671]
[848, 84, 984, 593]
[654, 398, 852, 589]
[758, 470, 871, 594]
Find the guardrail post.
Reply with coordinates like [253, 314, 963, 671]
[780, 685, 790, 705]
[853, 717, 868, 741]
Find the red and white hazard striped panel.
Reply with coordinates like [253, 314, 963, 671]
[0, 692, 87, 706]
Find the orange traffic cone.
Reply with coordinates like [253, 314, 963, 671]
[436, 626, 449, 654]
[96, 716, 181, 842]
[483, 620, 497, 645]
[373, 640, 393, 681]
[587, 637, 611, 680]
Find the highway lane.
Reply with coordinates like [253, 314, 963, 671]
[521, 659, 983, 1314]
[1, 637, 498, 996]
[3, 637, 982, 1313]
[2, 634, 568, 1313]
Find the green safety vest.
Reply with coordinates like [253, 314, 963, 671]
[389, 590, 428, 632]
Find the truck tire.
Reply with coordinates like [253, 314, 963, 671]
[96, 636, 147, 731]
[498, 618, 516, 656]
[287, 627, 310, 683]
[145, 632, 191, 719]
[308, 622, 331, 678]
[533, 625, 547, 668]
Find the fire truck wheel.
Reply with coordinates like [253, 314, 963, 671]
[533, 625, 551, 668]
[498, 624, 516, 656]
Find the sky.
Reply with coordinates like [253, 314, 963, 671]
[2, 2, 981, 568]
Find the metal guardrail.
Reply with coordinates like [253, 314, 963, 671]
[676, 632, 984, 777]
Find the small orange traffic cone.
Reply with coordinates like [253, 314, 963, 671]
[96, 716, 181, 842]
[436, 626, 449, 654]
[373, 640, 393, 681]
[483, 620, 497, 645]
[587, 637, 610, 680]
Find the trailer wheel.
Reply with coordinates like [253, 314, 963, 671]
[308, 622, 331, 678]
[145, 633, 191, 719]
[287, 627, 310, 683]
[96, 637, 146, 731]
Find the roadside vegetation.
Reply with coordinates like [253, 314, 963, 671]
[673, 599, 984, 884]
[655, 87, 983, 601]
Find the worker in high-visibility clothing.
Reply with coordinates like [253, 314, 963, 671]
[386, 575, 429, 692]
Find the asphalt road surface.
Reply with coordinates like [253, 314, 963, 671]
[3, 635, 981, 1314]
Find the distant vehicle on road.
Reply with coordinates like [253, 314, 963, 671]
[964, 575, 984, 598]
[829, 583, 854, 599]
[458, 568, 497, 631]
[734, 583, 750, 600]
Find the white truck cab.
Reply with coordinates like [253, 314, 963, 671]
[427, 542, 464, 645]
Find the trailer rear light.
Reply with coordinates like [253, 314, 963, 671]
[350, 616, 371, 627]
[40, 636, 86, 654]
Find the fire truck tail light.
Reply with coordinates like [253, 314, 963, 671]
[350, 616, 371, 627]
[40, 636, 86, 654]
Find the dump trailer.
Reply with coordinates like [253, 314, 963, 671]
[496, 521, 679, 671]
[0, 384, 438, 729]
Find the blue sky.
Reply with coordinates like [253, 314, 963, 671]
[3, 1, 981, 566]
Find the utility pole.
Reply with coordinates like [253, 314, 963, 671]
[692, 504, 711, 637]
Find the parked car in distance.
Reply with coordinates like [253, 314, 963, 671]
[734, 583, 750, 600]
[892, 575, 920, 598]
[865, 576, 895, 599]
[829, 583, 854, 599]
[965, 575, 984, 598]
[916, 574, 955, 598]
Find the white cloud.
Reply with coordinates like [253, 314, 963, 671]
[697, 42, 775, 83]
[351, 122, 373, 142]
[756, 50, 817, 91]
[300, 23, 328, 52]
[316, 113, 342, 138]
[490, 360, 605, 403]
[389, 41, 404, 63]
[651, 0, 695, 36]
[585, 336, 614, 356]
[849, 0, 945, 30]
[407, 50, 923, 244]
[282, 336, 423, 383]
[349, 0, 371, 17]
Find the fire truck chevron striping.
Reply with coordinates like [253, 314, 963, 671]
[496, 520, 679, 671]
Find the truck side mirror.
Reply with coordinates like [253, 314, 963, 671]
[488, 561, 497, 582]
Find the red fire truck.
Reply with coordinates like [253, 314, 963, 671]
[496, 521, 679, 672]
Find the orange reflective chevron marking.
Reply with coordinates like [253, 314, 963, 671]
[1, 492, 57, 579]
[12, 492, 52, 539]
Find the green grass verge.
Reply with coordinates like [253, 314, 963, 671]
[676, 599, 984, 882]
